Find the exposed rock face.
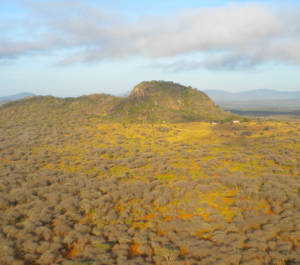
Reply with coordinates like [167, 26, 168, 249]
[117, 81, 231, 122]
[130, 84, 148, 101]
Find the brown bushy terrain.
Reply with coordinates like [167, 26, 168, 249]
[0, 81, 231, 125]
[0, 83, 299, 265]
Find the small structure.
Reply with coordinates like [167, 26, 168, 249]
[211, 122, 217, 126]
[233, 120, 240, 124]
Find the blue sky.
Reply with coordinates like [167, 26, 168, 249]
[1, 0, 300, 97]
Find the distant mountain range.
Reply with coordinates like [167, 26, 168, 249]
[0, 92, 35, 104]
[204, 89, 300, 102]
[3, 89, 300, 104]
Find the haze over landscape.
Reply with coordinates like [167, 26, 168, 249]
[1, 0, 300, 97]
[0, 1, 300, 265]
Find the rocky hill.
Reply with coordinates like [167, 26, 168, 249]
[113, 81, 229, 122]
[0, 81, 234, 126]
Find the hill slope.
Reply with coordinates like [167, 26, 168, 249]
[0, 81, 232, 126]
[113, 81, 228, 122]
[0, 94, 120, 127]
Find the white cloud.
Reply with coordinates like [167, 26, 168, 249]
[1, 1, 300, 70]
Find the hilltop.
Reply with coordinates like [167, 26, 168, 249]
[113, 81, 229, 122]
[0, 81, 234, 126]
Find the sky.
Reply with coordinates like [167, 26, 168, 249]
[1, 0, 300, 97]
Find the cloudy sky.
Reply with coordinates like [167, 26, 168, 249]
[1, 0, 300, 97]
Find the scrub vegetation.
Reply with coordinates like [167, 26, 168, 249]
[0, 82, 299, 265]
[0, 81, 231, 125]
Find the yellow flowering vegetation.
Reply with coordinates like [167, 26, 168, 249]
[0, 115, 299, 264]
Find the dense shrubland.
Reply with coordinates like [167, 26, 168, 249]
[0, 119, 299, 264]
[0, 81, 232, 125]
